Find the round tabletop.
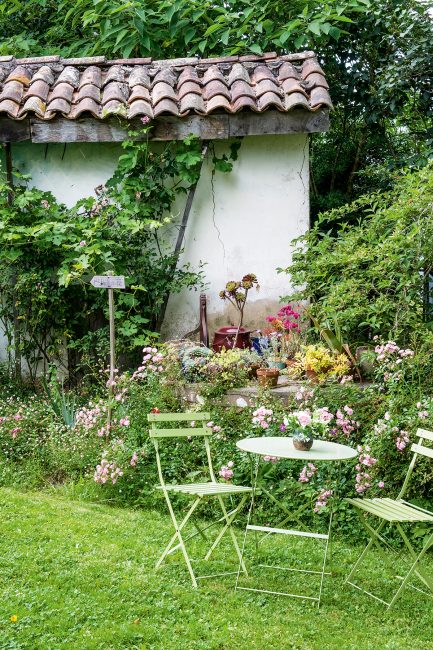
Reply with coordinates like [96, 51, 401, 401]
[236, 436, 358, 462]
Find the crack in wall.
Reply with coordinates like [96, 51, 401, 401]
[297, 135, 309, 206]
[210, 162, 226, 261]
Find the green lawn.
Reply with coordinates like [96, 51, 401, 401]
[0, 488, 432, 650]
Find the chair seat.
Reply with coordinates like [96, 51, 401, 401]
[157, 482, 252, 496]
[346, 497, 433, 522]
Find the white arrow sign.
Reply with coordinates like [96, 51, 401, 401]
[90, 275, 125, 289]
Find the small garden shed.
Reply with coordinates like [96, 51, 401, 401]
[0, 50, 331, 343]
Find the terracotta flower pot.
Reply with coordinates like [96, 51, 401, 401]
[305, 367, 319, 384]
[257, 367, 279, 388]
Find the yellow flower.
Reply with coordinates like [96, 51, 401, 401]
[10, 615, 18, 622]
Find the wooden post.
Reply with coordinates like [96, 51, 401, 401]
[107, 283, 115, 434]
[90, 274, 125, 436]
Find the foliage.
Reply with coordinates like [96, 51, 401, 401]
[41, 367, 77, 429]
[0, 0, 431, 219]
[0, 129, 223, 380]
[297, 344, 351, 383]
[0, 0, 370, 60]
[2, 334, 433, 546]
[284, 163, 433, 346]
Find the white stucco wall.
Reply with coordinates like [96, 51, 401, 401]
[163, 133, 309, 338]
[2, 134, 308, 354]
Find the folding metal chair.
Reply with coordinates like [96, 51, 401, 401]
[344, 428, 433, 608]
[148, 411, 252, 587]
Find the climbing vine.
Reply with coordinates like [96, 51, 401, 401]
[0, 124, 241, 381]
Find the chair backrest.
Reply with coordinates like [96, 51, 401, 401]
[398, 428, 433, 499]
[148, 412, 215, 486]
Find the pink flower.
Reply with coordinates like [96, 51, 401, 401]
[119, 417, 130, 427]
[130, 452, 139, 468]
[79, 240, 86, 247]
[263, 455, 279, 463]
[296, 410, 312, 428]
[219, 465, 234, 481]
[140, 115, 150, 125]
[378, 481, 385, 488]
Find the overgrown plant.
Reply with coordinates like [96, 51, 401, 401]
[0, 128, 240, 381]
[283, 163, 433, 346]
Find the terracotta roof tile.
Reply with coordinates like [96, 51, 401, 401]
[104, 65, 125, 86]
[0, 51, 332, 121]
[75, 84, 101, 103]
[152, 81, 177, 105]
[49, 82, 74, 103]
[232, 95, 257, 112]
[128, 99, 153, 119]
[252, 65, 275, 84]
[128, 67, 150, 88]
[301, 58, 325, 79]
[281, 78, 308, 97]
[203, 79, 230, 102]
[0, 98, 19, 117]
[19, 96, 46, 117]
[230, 79, 255, 102]
[101, 100, 127, 117]
[69, 98, 101, 119]
[5, 65, 31, 86]
[206, 95, 232, 113]
[278, 62, 300, 81]
[305, 72, 329, 90]
[79, 66, 102, 89]
[31, 66, 55, 85]
[227, 63, 250, 85]
[258, 91, 284, 111]
[202, 65, 227, 85]
[101, 81, 128, 105]
[153, 98, 178, 116]
[180, 92, 205, 115]
[178, 81, 201, 101]
[55, 67, 79, 88]
[128, 84, 151, 104]
[178, 66, 201, 88]
[309, 86, 333, 109]
[0, 80, 24, 103]
[46, 97, 71, 114]
[26, 79, 50, 101]
[285, 92, 310, 110]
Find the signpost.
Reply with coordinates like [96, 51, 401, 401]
[90, 274, 125, 434]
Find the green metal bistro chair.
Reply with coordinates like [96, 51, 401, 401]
[344, 428, 433, 608]
[148, 411, 252, 587]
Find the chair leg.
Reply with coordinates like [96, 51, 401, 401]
[388, 527, 433, 608]
[158, 493, 202, 588]
[204, 495, 249, 575]
[344, 518, 388, 585]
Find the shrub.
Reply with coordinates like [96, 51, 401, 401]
[283, 163, 433, 346]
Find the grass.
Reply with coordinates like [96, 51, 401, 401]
[0, 488, 433, 650]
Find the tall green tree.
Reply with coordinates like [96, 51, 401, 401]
[0, 0, 431, 216]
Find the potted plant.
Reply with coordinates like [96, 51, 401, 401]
[256, 367, 280, 388]
[213, 274, 259, 351]
[283, 407, 333, 451]
[262, 333, 286, 370]
[265, 304, 302, 365]
[298, 344, 351, 383]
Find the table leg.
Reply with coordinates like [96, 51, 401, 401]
[235, 455, 260, 591]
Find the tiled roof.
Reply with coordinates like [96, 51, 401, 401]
[0, 51, 332, 122]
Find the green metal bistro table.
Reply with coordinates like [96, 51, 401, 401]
[235, 436, 357, 607]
